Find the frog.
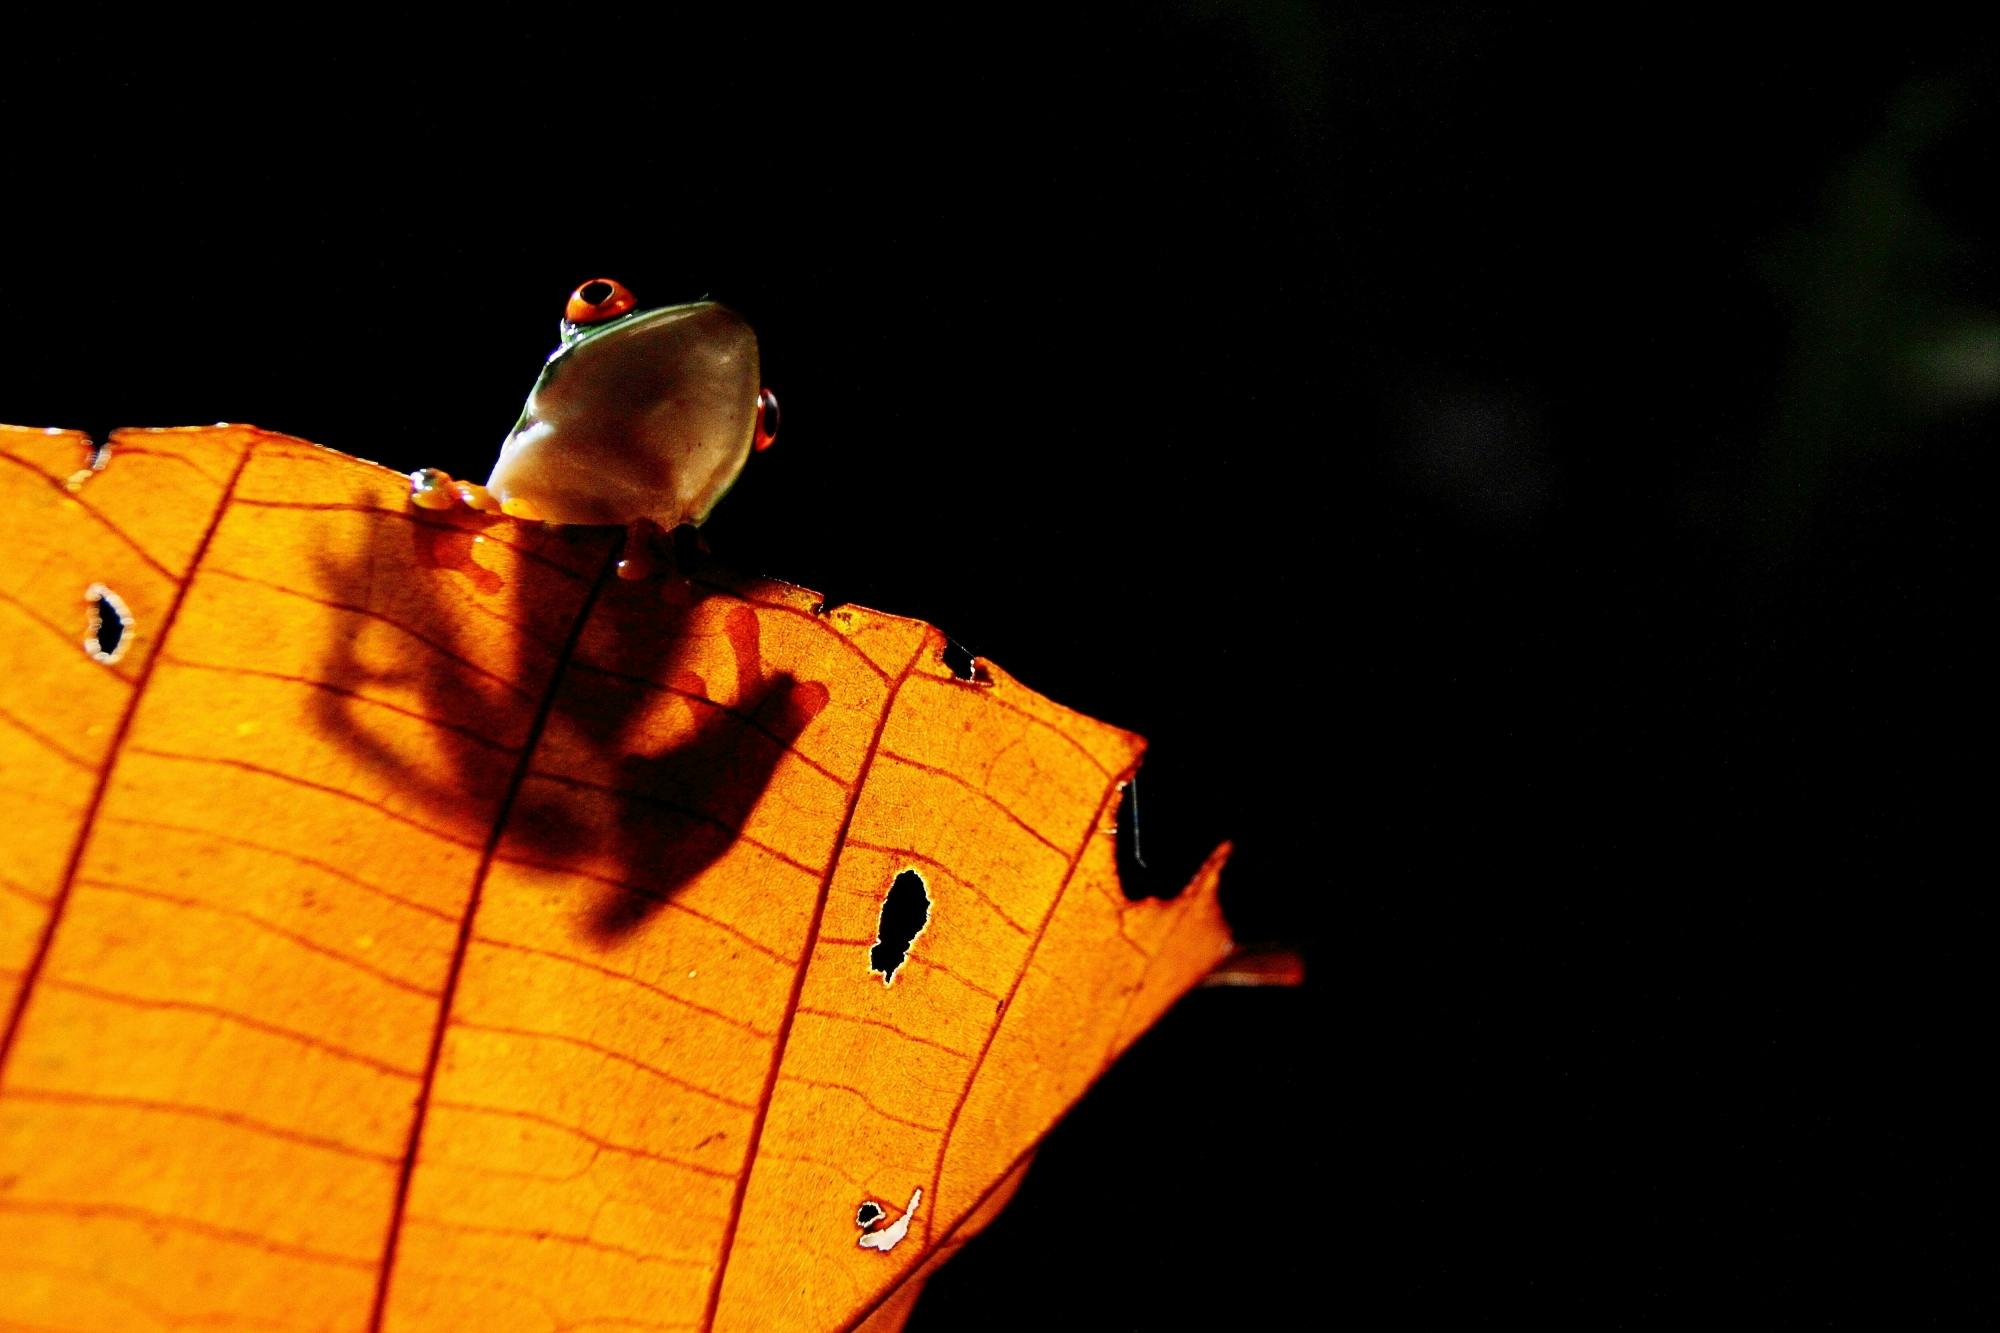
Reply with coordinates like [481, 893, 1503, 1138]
[411, 278, 778, 578]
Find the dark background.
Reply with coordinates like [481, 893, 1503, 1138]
[7, 9, 1988, 1327]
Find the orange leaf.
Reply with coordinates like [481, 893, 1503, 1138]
[0, 424, 1234, 1331]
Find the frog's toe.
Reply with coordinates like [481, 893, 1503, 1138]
[457, 481, 506, 514]
[409, 467, 460, 510]
[616, 517, 665, 581]
[668, 523, 710, 575]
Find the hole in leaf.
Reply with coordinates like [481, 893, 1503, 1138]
[855, 1200, 884, 1229]
[1116, 778, 1148, 900]
[83, 583, 132, 665]
[869, 869, 930, 985]
[941, 640, 992, 684]
[1114, 764, 1212, 902]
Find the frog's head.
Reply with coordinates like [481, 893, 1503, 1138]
[485, 278, 779, 529]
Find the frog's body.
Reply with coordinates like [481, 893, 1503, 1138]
[489, 297, 762, 529]
[411, 280, 776, 575]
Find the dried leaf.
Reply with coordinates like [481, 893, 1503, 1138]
[0, 425, 1233, 1331]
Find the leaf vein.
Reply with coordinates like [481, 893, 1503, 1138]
[200, 567, 536, 703]
[125, 747, 485, 851]
[2, 1086, 400, 1164]
[0, 586, 136, 680]
[0, 449, 179, 582]
[39, 978, 423, 1079]
[469, 934, 775, 1038]
[921, 762, 1136, 1246]
[0, 699, 97, 771]
[0, 443, 251, 1085]
[367, 548, 619, 1330]
[0, 1199, 372, 1270]
[448, 1018, 756, 1111]
[696, 639, 926, 1331]
[160, 656, 522, 754]
[230, 497, 597, 581]
[876, 749, 1068, 856]
[73, 877, 444, 998]
[402, 1215, 713, 1270]
[426, 1099, 738, 1182]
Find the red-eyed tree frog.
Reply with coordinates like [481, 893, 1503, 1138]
[411, 278, 778, 578]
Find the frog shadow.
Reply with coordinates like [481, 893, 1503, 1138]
[311, 510, 827, 945]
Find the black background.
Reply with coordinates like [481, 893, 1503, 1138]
[6, 10, 1989, 1327]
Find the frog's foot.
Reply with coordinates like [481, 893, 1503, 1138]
[616, 517, 666, 581]
[613, 520, 710, 581]
[409, 468, 515, 518]
[670, 523, 709, 573]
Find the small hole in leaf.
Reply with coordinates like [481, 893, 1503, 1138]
[941, 640, 992, 684]
[869, 869, 930, 985]
[855, 1201, 884, 1228]
[83, 583, 132, 665]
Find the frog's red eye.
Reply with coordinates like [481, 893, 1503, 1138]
[754, 387, 780, 452]
[565, 278, 637, 325]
